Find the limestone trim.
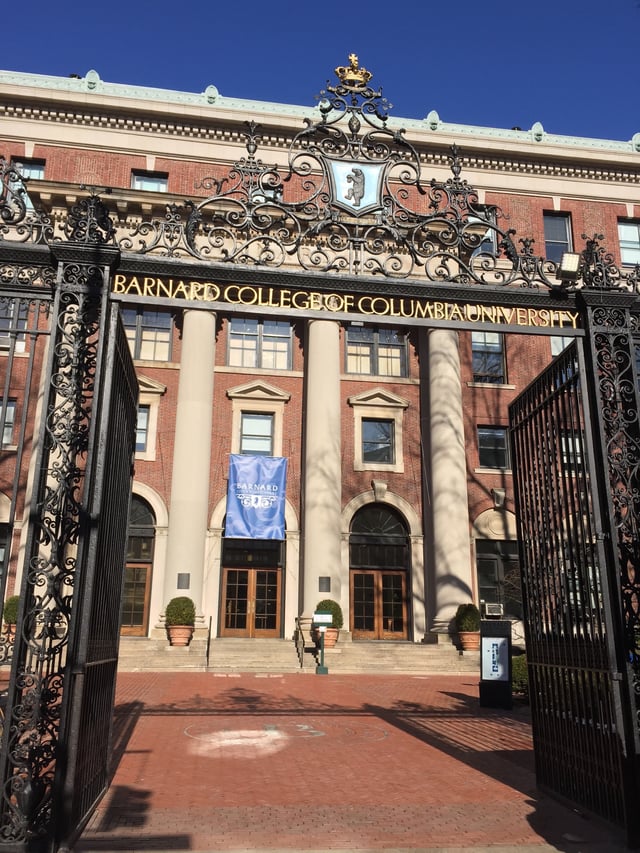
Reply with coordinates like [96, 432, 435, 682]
[340, 489, 426, 639]
[135, 374, 166, 462]
[131, 481, 169, 638]
[472, 508, 518, 541]
[0, 492, 10, 523]
[348, 388, 408, 474]
[341, 488, 423, 537]
[207, 496, 300, 639]
[227, 380, 291, 457]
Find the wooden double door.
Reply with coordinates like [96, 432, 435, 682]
[221, 567, 282, 637]
[350, 570, 408, 640]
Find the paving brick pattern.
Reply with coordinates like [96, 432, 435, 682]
[77, 673, 626, 852]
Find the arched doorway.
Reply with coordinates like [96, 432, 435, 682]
[121, 495, 156, 636]
[349, 503, 410, 640]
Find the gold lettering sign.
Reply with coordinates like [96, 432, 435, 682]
[112, 274, 581, 330]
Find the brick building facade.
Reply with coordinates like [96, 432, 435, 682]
[1, 58, 639, 658]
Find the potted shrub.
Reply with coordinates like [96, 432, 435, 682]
[2, 595, 19, 638]
[454, 602, 481, 651]
[313, 599, 343, 648]
[165, 596, 196, 646]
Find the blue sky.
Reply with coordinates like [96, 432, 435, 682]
[4, 0, 639, 141]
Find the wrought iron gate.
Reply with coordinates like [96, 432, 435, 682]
[510, 297, 640, 846]
[0, 196, 138, 852]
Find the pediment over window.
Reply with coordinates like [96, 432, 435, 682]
[348, 388, 408, 409]
[226, 380, 291, 403]
[137, 375, 167, 396]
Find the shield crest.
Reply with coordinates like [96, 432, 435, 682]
[327, 160, 384, 216]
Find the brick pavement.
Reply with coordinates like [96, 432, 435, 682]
[76, 673, 627, 852]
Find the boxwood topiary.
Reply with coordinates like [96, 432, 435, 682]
[165, 596, 196, 626]
[454, 602, 481, 632]
[2, 595, 20, 626]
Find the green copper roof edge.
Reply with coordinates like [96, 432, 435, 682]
[1, 68, 639, 155]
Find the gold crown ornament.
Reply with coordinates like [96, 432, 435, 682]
[334, 54, 373, 90]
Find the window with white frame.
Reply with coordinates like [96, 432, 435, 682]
[543, 212, 573, 263]
[471, 332, 505, 384]
[550, 336, 573, 357]
[362, 418, 395, 464]
[134, 376, 165, 461]
[0, 401, 16, 448]
[121, 309, 173, 361]
[0, 300, 28, 352]
[240, 413, 274, 456]
[349, 389, 408, 473]
[131, 171, 168, 192]
[136, 405, 150, 453]
[227, 380, 290, 458]
[618, 221, 640, 266]
[345, 326, 407, 377]
[477, 426, 510, 469]
[467, 206, 498, 258]
[228, 318, 292, 370]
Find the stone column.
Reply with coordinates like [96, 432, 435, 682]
[163, 309, 216, 616]
[302, 319, 342, 616]
[427, 327, 473, 634]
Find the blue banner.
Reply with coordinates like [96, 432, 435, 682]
[226, 455, 288, 540]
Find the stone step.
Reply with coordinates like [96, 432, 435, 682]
[117, 636, 480, 675]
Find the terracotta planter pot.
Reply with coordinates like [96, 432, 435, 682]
[167, 625, 194, 647]
[458, 630, 480, 651]
[312, 627, 340, 648]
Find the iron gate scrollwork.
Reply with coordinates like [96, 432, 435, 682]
[0, 197, 137, 851]
[510, 298, 640, 846]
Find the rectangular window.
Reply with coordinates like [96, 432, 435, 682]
[0, 300, 28, 351]
[476, 540, 522, 619]
[0, 401, 16, 448]
[0, 524, 8, 570]
[550, 336, 572, 357]
[478, 426, 510, 469]
[346, 326, 407, 376]
[560, 432, 583, 472]
[13, 160, 45, 180]
[228, 319, 292, 370]
[362, 418, 395, 465]
[240, 413, 274, 456]
[544, 213, 572, 263]
[468, 207, 498, 258]
[136, 405, 150, 453]
[121, 309, 173, 361]
[471, 332, 505, 383]
[131, 171, 168, 192]
[618, 221, 640, 266]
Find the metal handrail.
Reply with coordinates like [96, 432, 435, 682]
[294, 616, 314, 668]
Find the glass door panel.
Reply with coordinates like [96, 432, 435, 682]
[121, 564, 152, 636]
[221, 568, 281, 638]
[381, 572, 407, 638]
[352, 572, 376, 638]
[351, 570, 407, 640]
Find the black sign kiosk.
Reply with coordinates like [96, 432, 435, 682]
[479, 619, 512, 709]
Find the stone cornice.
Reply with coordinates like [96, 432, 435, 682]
[2, 69, 640, 184]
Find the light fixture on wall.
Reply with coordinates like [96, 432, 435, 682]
[492, 488, 506, 509]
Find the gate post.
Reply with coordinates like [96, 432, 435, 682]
[578, 289, 640, 846]
[0, 196, 122, 851]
